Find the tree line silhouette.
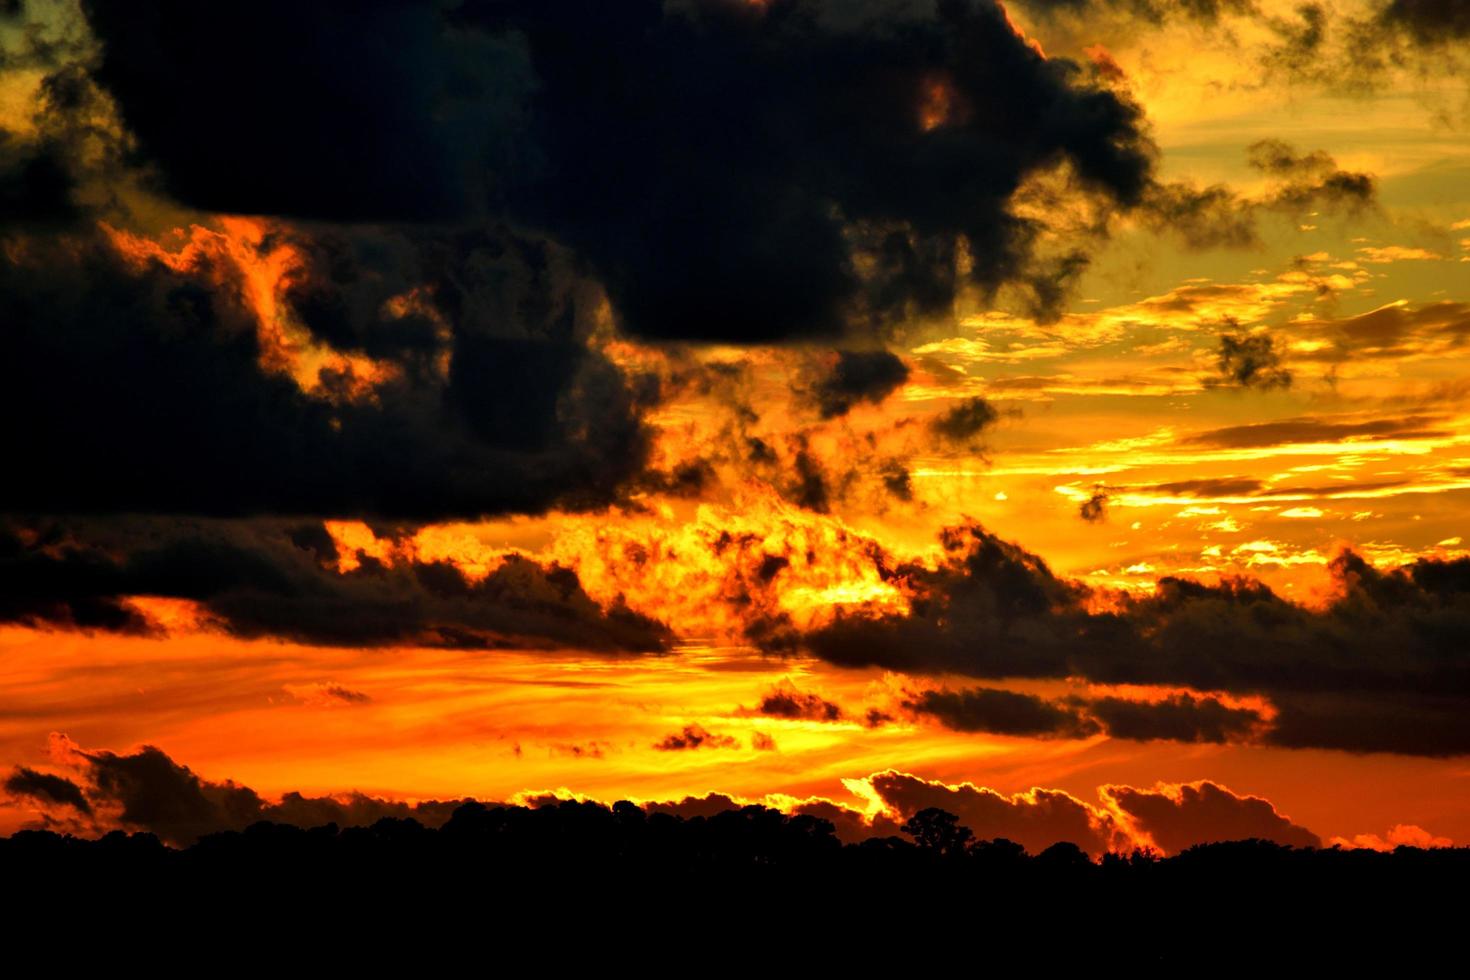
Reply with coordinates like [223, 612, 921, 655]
[3, 799, 1462, 965]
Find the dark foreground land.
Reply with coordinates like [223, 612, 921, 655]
[4, 800, 1465, 965]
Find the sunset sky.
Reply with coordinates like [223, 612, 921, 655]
[3, 0, 1469, 855]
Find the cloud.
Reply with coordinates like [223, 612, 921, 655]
[284, 683, 372, 706]
[1376, 0, 1470, 45]
[902, 686, 1100, 738]
[862, 769, 1119, 856]
[30, 739, 466, 845]
[929, 397, 1001, 445]
[1291, 302, 1470, 363]
[9, 742, 1337, 858]
[1079, 486, 1111, 522]
[750, 681, 845, 722]
[3, 766, 91, 813]
[1102, 781, 1321, 853]
[0, 131, 79, 228]
[1213, 331, 1293, 391]
[1086, 693, 1264, 743]
[0, 226, 656, 521]
[1356, 245, 1442, 263]
[643, 792, 747, 820]
[903, 686, 1263, 745]
[1143, 142, 1376, 250]
[1013, 0, 1256, 28]
[1137, 477, 1266, 497]
[800, 520, 1470, 756]
[653, 725, 739, 751]
[807, 350, 910, 419]
[787, 797, 903, 843]
[1331, 823, 1453, 850]
[78, 0, 533, 222]
[71, 0, 1156, 343]
[0, 519, 671, 652]
[1182, 414, 1447, 449]
[861, 770, 1324, 856]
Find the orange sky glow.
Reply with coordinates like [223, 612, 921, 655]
[3, 0, 1470, 854]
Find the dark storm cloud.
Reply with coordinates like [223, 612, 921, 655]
[0, 519, 671, 652]
[76, 0, 1156, 343]
[902, 686, 1100, 737]
[804, 522, 1090, 679]
[929, 396, 1000, 444]
[1375, 0, 1470, 44]
[4, 766, 91, 813]
[0, 525, 156, 635]
[78, 0, 533, 222]
[0, 227, 654, 520]
[798, 521, 1470, 756]
[0, 132, 77, 226]
[1266, 690, 1470, 757]
[903, 686, 1262, 744]
[1086, 693, 1263, 743]
[808, 351, 910, 419]
[1213, 331, 1293, 390]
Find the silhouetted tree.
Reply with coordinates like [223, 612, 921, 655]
[901, 806, 974, 857]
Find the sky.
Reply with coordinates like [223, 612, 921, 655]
[2, 0, 1469, 855]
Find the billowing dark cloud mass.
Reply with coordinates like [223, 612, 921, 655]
[808, 350, 910, 418]
[0, 0, 1173, 541]
[1102, 781, 1321, 852]
[0, 520, 670, 652]
[1376, 0, 1470, 44]
[0, 227, 655, 521]
[71, 0, 1156, 342]
[800, 522, 1470, 755]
